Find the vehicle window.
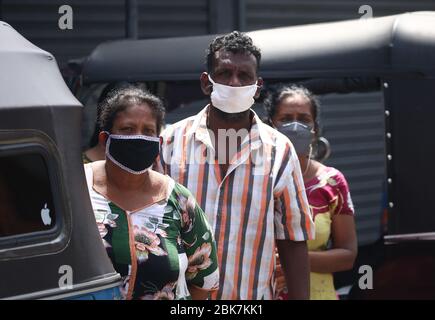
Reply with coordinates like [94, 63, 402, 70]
[0, 153, 55, 238]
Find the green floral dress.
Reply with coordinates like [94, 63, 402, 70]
[84, 164, 219, 300]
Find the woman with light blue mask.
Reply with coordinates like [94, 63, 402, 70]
[264, 85, 358, 300]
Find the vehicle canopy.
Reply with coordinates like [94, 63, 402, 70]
[0, 22, 119, 299]
[82, 11, 435, 83]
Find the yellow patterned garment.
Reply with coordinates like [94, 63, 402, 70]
[308, 212, 336, 300]
[275, 167, 355, 300]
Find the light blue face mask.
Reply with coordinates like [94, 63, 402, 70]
[277, 121, 314, 156]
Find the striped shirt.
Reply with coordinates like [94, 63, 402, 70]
[159, 105, 315, 300]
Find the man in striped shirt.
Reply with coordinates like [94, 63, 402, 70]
[160, 31, 315, 300]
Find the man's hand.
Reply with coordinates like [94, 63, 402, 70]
[276, 239, 310, 299]
[188, 284, 212, 300]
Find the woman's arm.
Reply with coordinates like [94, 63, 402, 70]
[309, 214, 357, 273]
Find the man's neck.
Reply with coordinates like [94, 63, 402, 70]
[207, 104, 252, 133]
[206, 105, 253, 174]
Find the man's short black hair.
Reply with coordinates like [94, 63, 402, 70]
[206, 30, 261, 73]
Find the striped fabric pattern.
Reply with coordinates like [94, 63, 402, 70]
[160, 105, 315, 300]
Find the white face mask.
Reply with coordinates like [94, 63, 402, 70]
[208, 75, 259, 114]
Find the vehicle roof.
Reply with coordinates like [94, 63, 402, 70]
[82, 11, 435, 84]
[0, 22, 81, 109]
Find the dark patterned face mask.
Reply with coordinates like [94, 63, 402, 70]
[105, 133, 160, 174]
[277, 121, 314, 156]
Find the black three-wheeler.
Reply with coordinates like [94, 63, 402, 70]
[0, 21, 121, 299]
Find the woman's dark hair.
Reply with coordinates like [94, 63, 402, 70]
[99, 87, 165, 135]
[264, 84, 321, 138]
[88, 82, 133, 147]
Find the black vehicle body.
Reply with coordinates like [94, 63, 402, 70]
[71, 11, 435, 299]
[0, 22, 121, 299]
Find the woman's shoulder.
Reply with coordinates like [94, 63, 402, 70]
[322, 166, 349, 187]
[323, 167, 355, 215]
[84, 160, 105, 178]
[313, 163, 347, 183]
[150, 170, 195, 202]
[82, 152, 92, 164]
[83, 162, 94, 186]
[307, 164, 351, 194]
[171, 181, 195, 200]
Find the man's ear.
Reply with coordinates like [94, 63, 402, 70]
[98, 131, 109, 147]
[254, 77, 264, 99]
[200, 72, 212, 95]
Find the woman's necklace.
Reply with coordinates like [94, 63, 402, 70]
[303, 145, 313, 177]
[303, 158, 311, 176]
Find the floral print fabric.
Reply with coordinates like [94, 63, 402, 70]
[84, 164, 219, 300]
[275, 167, 354, 300]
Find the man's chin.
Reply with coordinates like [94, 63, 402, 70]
[214, 107, 250, 121]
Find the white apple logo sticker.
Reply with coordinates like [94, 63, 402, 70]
[41, 203, 52, 226]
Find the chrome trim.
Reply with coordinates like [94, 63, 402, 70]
[3, 273, 121, 300]
[384, 232, 435, 244]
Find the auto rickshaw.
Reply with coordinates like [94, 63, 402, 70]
[0, 22, 121, 299]
[69, 11, 435, 299]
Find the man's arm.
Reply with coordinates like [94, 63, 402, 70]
[276, 239, 310, 300]
[273, 141, 314, 299]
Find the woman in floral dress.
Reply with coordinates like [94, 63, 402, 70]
[265, 85, 358, 300]
[84, 87, 219, 300]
